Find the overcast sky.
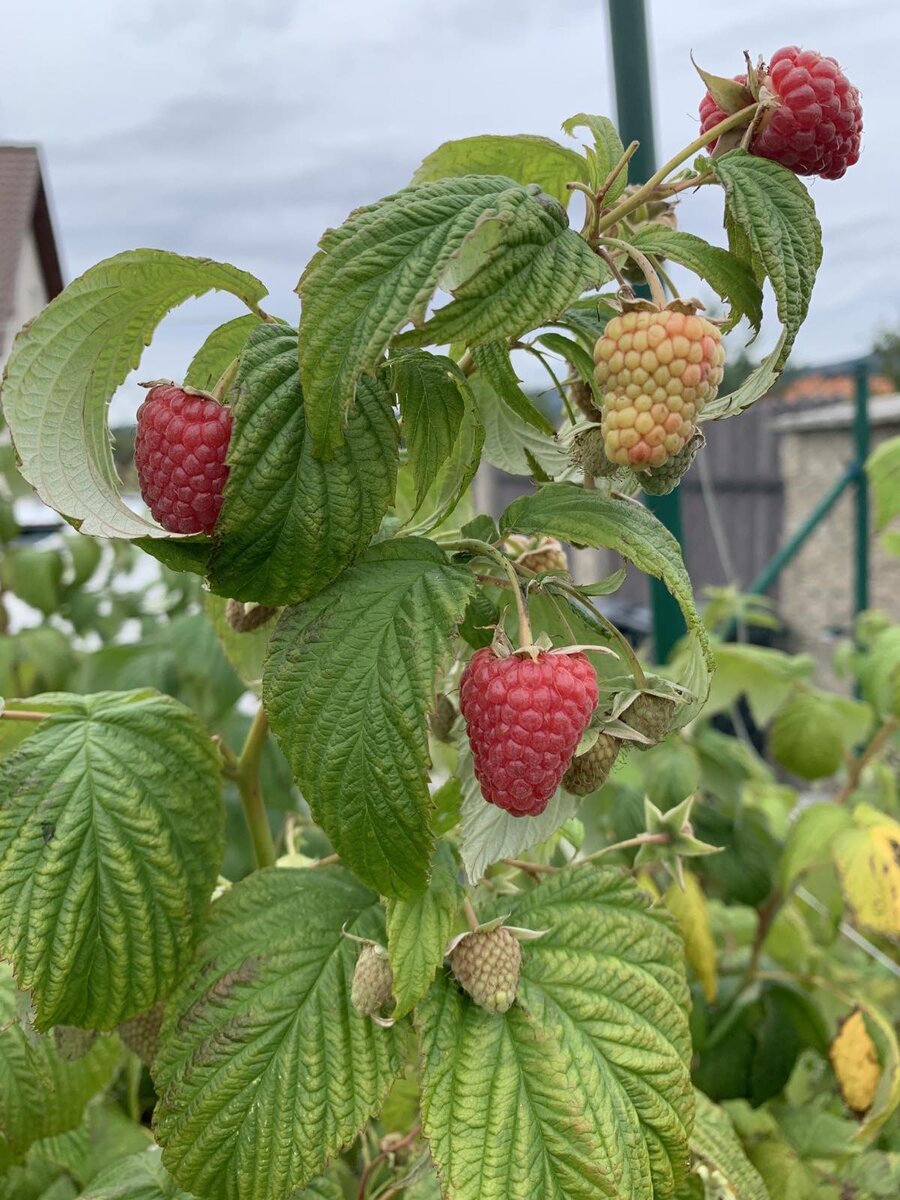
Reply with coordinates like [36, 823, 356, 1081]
[2, 0, 897, 420]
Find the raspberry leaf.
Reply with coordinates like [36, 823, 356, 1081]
[470, 370, 570, 478]
[470, 343, 557, 437]
[630, 227, 763, 334]
[393, 185, 604, 351]
[0, 690, 224, 1029]
[0, 249, 267, 539]
[0, 965, 121, 1169]
[184, 313, 262, 392]
[457, 738, 578, 883]
[412, 134, 589, 206]
[385, 842, 462, 1019]
[499, 483, 714, 716]
[208, 322, 398, 605]
[417, 865, 692, 1199]
[688, 1090, 769, 1200]
[712, 150, 822, 367]
[298, 176, 602, 457]
[81, 1148, 353, 1200]
[403, 393, 484, 535]
[264, 538, 476, 897]
[390, 351, 468, 515]
[561, 113, 628, 201]
[153, 868, 406, 1200]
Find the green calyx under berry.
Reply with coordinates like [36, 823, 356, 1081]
[562, 732, 621, 796]
[638, 429, 705, 495]
[448, 925, 522, 1015]
[351, 943, 395, 1021]
[617, 689, 681, 748]
[571, 426, 620, 479]
[634, 795, 721, 886]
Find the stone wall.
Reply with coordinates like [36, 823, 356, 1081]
[775, 396, 900, 687]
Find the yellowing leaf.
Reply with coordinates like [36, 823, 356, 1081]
[830, 1009, 881, 1116]
[666, 870, 718, 1003]
[833, 805, 900, 936]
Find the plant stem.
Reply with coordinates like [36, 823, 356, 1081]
[596, 104, 757, 234]
[0, 709, 49, 721]
[503, 857, 557, 877]
[462, 896, 480, 930]
[312, 853, 341, 869]
[582, 831, 669, 864]
[211, 357, 239, 402]
[449, 539, 533, 646]
[236, 706, 277, 869]
[596, 237, 667, 307]
[596, 140, 640, 207]
[355, 1126, 422, 1200]
[551, 580, 647, 688]
[835, 717, 898, 804]
[741, 889, 783, 987]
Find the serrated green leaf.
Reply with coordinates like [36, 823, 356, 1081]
[392, 351, 467, 512]
[866, 435, 900, 536]
[0, 690, 224, 1029]
[561, 114, 628, 201]
[712, 151, 822, 368]
[208, 322, 398, 605]
[456, 737, 577, 882]
[471, 342, 556, 436]
[153, 867, 407, 1200]
[299, 176, 541, 456]
[264, 538, 475, 897]
[833, 805, 900, 937]
[701, 332, 787, 422]
[78, 1148, 194, 1200]
[706, 642, 814, 728]
[689, 1090, 770, 1200]
[0, 249, 267, 538]
[499, 484, 713, 714]
[535, 330, 598, 389]
[62, 534, 103, 590]
[470, 370, 569, 477]
[0, 967, 121, 1170]
[418, 865, 693, 1199]
[386, 841, 462, 1018]
[394, 184, 602, 352]
[412, 134, 589, 206]
[630, 227, 763, 334]
[184, 314, 261, 392]
[404, 390, 484, 535]
[770, 692, 845, 780]
[0, 546, 65, 615]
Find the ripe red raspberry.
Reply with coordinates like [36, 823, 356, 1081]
[594, 307, 724, 469]
[459, 647, 598, 817]
[699, 48, 862, 180]
[134, 384, 232, 534]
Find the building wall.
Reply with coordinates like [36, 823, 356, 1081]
[777, 406, 900, 687]
[0, 232, 48, 372]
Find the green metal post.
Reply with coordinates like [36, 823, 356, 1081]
[607, 0, 686, 661]
[853, 361, 870, 615]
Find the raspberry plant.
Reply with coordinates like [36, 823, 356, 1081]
[0, 43, 897, 1200]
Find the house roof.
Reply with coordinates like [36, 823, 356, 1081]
[0, 145, 64, 325]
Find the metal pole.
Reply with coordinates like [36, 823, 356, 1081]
[853, 360, 870, 615]
[607, 0, 686, 662]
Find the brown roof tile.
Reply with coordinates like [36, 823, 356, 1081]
[0, 145, 63, 328]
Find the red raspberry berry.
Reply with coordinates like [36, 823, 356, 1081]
[594, 307, 724, 470]
[459, 647, 598, 817]
[699, 47, 862, 180]
[134, 384, 232, 535]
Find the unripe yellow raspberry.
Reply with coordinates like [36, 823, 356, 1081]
[594, 306, 725, 470]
